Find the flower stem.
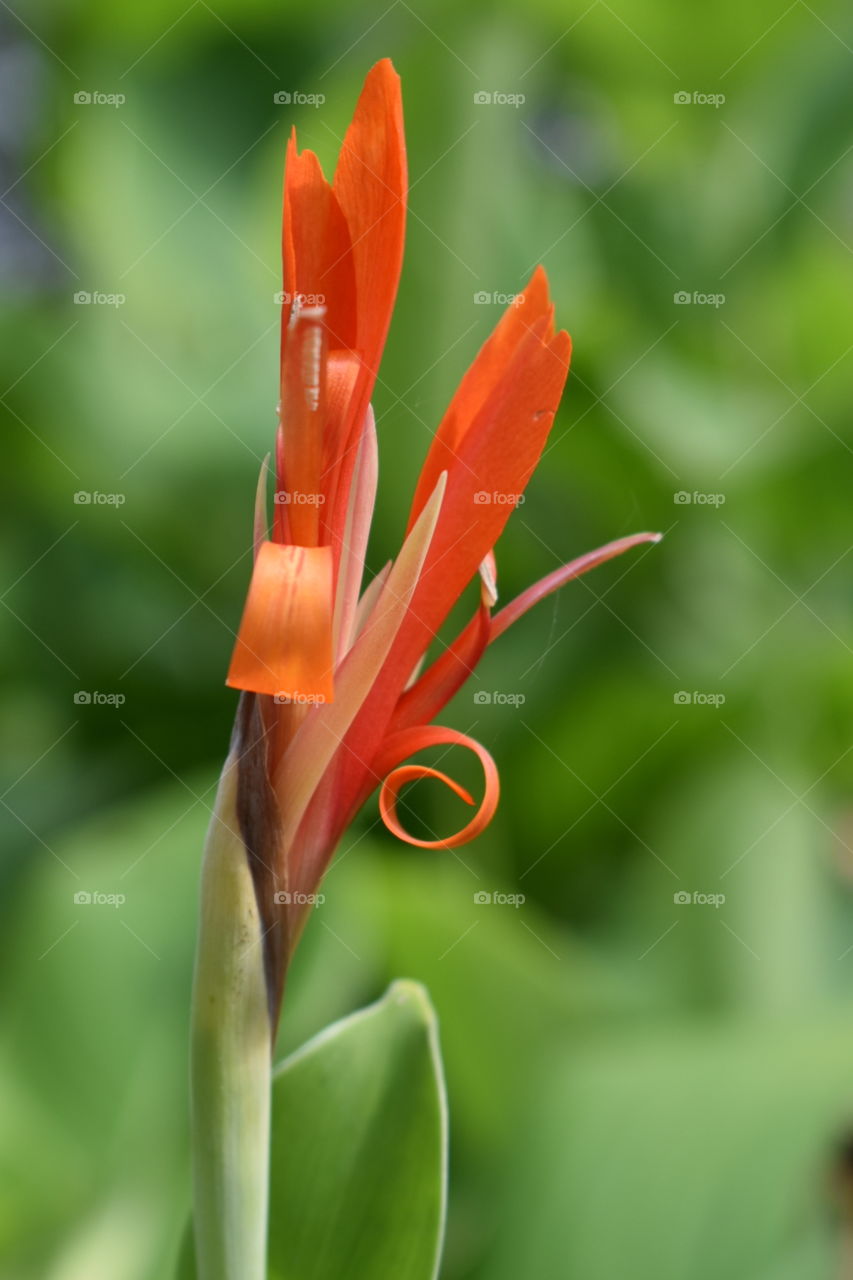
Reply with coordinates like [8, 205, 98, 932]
[190, 755, 271, 1280]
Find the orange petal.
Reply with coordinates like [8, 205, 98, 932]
[282, 138, 357, 353]
[332, 406, 378, 658]
[320, 349, 365, 558]
[279, 58, 405, 559]
[226, 541, 334, 702]
[376, 725, 499, 849]
[490, 531, 663, 641]
[382, 320, 571, 710]
[332, 315, 570, 832]
[277, 307, 327, 546]
[274, 474, 446, 855]
[321, 350, 362, 485]
[428, 329, 567, 594]
[333, 58, 406, 390]
[403, 278, 571, 651]
[408, 266, 553, 523]
[389, 557, 494, 734]
[320, 60, 407, 576]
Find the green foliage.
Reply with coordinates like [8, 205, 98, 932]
[177, 981, 447, 1280]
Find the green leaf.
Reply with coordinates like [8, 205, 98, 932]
[177, 979, 447, 1280]
[484, 1016, 850, 1280]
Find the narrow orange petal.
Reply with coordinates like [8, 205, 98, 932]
[253, 453, 270, 559]
[321, 60, 406, 577]
[389, 558, 494, 734]
[277, 307, 327, 546]
[333, 58, 406, 386]
[408, 266, 553, 524]
[394, 322, 571, 685]
[376, 725, 499, 849]
[320, 349, 364, 555]
[413, 326, 570, 621]
[226, 541, 334, 702]
[351, 561, 391, 640]
[332, 406, 378, 658]
[274, 474, 447, 854]
[333, 321, 570, 828]
[282, 138, 357, 352]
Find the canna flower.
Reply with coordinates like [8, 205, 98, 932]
[222, 58, 660, 1022]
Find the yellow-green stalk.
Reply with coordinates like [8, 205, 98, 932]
[190, 754, 271, 1280]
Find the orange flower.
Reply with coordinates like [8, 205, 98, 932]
[224, 59, 660, 1004]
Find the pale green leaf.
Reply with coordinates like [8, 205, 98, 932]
[177, 979, 447, 1280]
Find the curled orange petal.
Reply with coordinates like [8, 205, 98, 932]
[376, 725, 499, 849]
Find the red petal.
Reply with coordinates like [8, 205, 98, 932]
[226, 541, 334, 702]
[388, 607, 489, 733]
[490, 531, 663, 641]
[389, 558, 495, 733]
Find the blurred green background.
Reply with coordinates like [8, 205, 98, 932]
[2, 0, 853, 1276]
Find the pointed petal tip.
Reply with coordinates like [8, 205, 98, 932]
[490, 529, 662, 643]
[369, 56, 400, 81]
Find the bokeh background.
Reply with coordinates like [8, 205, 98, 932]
[2, 1, 853, 1276]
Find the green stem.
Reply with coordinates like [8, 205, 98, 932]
[190, 755, 271, 1280]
